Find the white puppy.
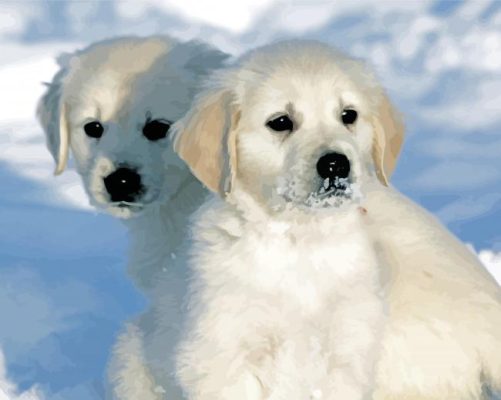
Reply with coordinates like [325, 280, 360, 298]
[37, 35, 227, 399]
[176, 41, 501, 400]
[173, 40, 396, 400]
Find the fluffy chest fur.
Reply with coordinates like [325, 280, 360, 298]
[178, 196, 386, 400]
[191, 197, 380, 315]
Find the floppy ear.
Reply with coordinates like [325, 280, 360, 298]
[36, 65, 71, 175]
[371, 93, 404, 186]
[173, 88, 240, 196]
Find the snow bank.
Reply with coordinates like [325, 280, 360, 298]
[478, 249, 501, 286]
[0, 349, 42, 400]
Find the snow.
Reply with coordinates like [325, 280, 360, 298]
[0, 349, 43, 400]
[0, 0, 500, 398]
[479, 250, 501, 286]
[116, 0, 275, 33]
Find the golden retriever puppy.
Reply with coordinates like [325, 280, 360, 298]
[173, 40, 395, 400]
[174, 40, 501, 400]
[37, 35, 228, 399]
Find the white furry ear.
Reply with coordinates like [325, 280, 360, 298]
[173, 88, 240, 196]
[371, 93, 404, 186]
[36, 66, 70, 175]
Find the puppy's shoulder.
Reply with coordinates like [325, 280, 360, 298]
[364, 184, 501, 295]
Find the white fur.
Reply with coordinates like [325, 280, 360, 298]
[174, 41, 388, 400]
[363, 184, 501, 400]
[36, 35, 227, 399]
[177, 197, 386, 400]
[175, 40, 501, 400]
[37, 36, 501, 400]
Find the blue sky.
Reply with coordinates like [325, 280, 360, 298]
[0, 1, 500, 398]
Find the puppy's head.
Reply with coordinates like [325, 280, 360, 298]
[174, 41, 403, 212]
[38, 36, 227, 218]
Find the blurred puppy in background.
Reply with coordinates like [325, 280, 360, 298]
[37, 35, 228, 399]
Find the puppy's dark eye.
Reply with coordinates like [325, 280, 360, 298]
[143, 119, 171, 141]
[266, 115, 293, 133]
[341, 109, 358, 125]
[84, 121, 104, 138]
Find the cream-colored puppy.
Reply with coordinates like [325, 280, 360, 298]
[37, 35, 228, 399]
[176, 41, 501, 400]
[173, 41, 397, 400]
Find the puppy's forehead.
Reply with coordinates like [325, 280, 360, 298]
[235, 46, 377, 115]
[70, 38, 172, 81]
[240, 66, 370, 122]
[252, 68, 355, 97]
[64, 41, 170, 117]
[64, 40, 194, 124]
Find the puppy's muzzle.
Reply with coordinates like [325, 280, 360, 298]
[316, 152, 350, 192]
[104, 167, 144, 203]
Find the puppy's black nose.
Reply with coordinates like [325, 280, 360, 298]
[316, 152, 350, 180]
[104, 168, 143, 202]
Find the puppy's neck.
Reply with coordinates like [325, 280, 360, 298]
[125, 173, 208, 292]
[228, 184, 365, 228]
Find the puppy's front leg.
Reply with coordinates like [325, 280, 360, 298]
[218, 370, 264, 400]
[108, 323, 162, 400]
[324, 285, 385, 400]
[178, 344, 265, 400]
[177, 307, 272, 400]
